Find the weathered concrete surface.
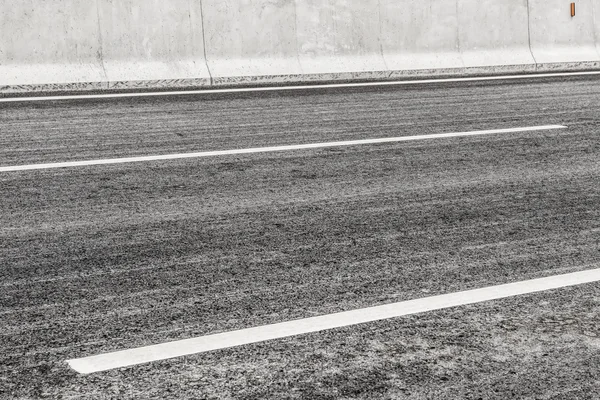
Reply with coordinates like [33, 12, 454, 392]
[594, 0, 600, 58]
[202, 0, 303, 83]
[0, 0, 106, 90]
[381, 0, 463, 72]
[458, 0, 535, 71]
[1, 0, 600, 93]
[295, 0, 387, 77]
[529, 0, 600, 68]
[97, 0, 211, 88]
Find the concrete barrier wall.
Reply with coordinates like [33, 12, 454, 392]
[97, 0, 210, 87]
[458, 0, 535, 72]
[529, 0, 600, 68]
[596, 1, 600, 56]
[202, 0, 302, 83]
[0, 0, 106, 89]
[381, 0, 463, 74]
[1, 0, 600, 92]
[295, 0, 386, 78]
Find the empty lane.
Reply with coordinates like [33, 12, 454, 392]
[1, 75, 599, 398]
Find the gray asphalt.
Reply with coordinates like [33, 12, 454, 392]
[1, 76, 600, 399]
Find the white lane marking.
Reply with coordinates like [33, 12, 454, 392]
[0, 125, 566, 172]
[67, 267, 600, 374]
[2, 71, 600, 103]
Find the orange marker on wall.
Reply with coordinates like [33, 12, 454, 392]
[571, 2, 576, 17]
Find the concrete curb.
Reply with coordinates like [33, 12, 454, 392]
[2, 64, 600, 96]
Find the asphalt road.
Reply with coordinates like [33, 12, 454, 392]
[1, 76, 600, 399]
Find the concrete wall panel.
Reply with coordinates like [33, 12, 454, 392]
[458, 0, 535, 69]
[594, 0, 600, 57]
[529, 0, 600, 65]
[295, 0, 386, 75]
[97, 0, 210, 86]
[0, 0, 105, 87]
[380, 0, 463, 72]
[202, 0, 302, 80]
[2, 0, 600, 92]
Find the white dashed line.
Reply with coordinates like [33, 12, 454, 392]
[67, 267, 600, 374]
[0, 125, 566, 172]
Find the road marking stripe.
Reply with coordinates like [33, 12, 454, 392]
[2, 71, 600, 103]
[67, 267, 600, 374]
[0, 125, 566, 172]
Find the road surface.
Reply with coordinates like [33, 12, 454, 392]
[1, 75, 599, 399]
